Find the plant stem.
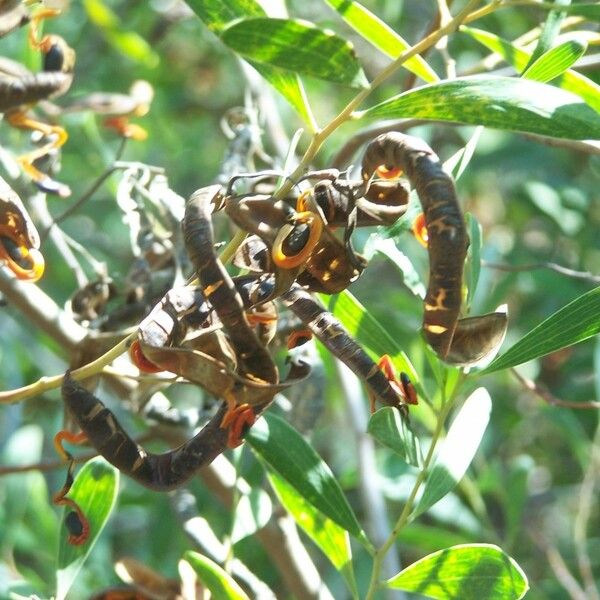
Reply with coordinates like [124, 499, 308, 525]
[364, 398, 455, 600]
[274, 0, 480, 201]
[0, 332, 135, 404]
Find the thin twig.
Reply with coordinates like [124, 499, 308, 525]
[44, 137, 128, 237]
[330, 119, 433, 169]
[30, 191, 88, 287]
[336, 361, 402, 600]
[436, 0, 457, 80]
[484, 261, 600, 284]
[197, 454, 336, 600]
[573, 420, 600, 600]
[0, 452, 96, 476]
[512, 369, 600, 410]
[529, 528, 588, 600]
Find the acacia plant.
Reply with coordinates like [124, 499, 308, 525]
[1, 1, 599, 599]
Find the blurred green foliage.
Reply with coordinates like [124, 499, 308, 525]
[0, 1, 599, 598]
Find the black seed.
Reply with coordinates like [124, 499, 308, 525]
[282, 223, 310, 257]
[65, 511, 84, 536]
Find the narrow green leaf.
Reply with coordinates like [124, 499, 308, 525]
[221, 18, 368, 87]
[324, 290, 418, 381]
[83, 0, 159, 67]
[414, 388, 491, 517]
[461, 26, 600, 112]
[184, 551, 250, 600]
[369, 237, 426, 300]
[185, 0, 265, 34]
[83, 0, 119, 28]
[483, 286, 600, 373]
[56, 457, 119, 600]
[447, 126, 483, 181]
[245, 413, 369, 546]
[386, 544, 529, 599]
[104, 30, 159, 68]
[522, 0, 571, 71]
[248, 61, 316, 128]
[523, 39, 587, 82]
[465, 213, 482, 308]
[358, 76, 600, 140]
[268, 471, 359, 599]
[367, 407, 423, 468]
[322, 0, 438, 83]
[186, 1, 315, 126]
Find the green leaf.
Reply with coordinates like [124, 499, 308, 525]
[522, 0, 570, 71]
[83, 0, 119, 28]
[248, 62, 316, 128]
[461, 26, 600, 112]
[446, 126, 483, 181]
[324, 290, 418, 382]
[267, 471, 358, 599]
[185, 0, 265, 34]
[369, 237, 426, 300]
[386, 543, 529, 599]
[83, 0, 159, 67]
[322, 0, 438, 82]
[184, 551, 250, 600]
[414, 388, 491, 517]
[483, 286, 600, 373]
[465, 212, 482, 308]
[221, 18, 368, 87]
[56, 457, 119, 600]
[105, 30, 159, 68]
[523, 39, 587, 82]
[186, 1, 315, 126]
[562, 3, 600, 19]
[367, 407, 423, 468]
[358, 76, 600, 140]
[245, 413, 369, 546]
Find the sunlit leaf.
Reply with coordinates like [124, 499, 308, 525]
[185, 0, 265, 33]
[184, 552, 250, 600]
[483, 286, 600, 373]
[322, 0, 438, 82]
[413, 388, 491, 517]
[56, 458, 119, 600]
[221, 18, 368, 87]
[357, 76, 600, 140]
[324, 290, 418, 381]
[465, 213, 482, 308]
[523, 39, 587, 82]
[386, 544, 529, 599]
[245, 413, 370, 547]
[461, 26, 600, 112]
[268, 471, 358, 599]
[522, 0, 570, 71]
[186, 1, 315, 126]
[367, 407, 423, 468]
